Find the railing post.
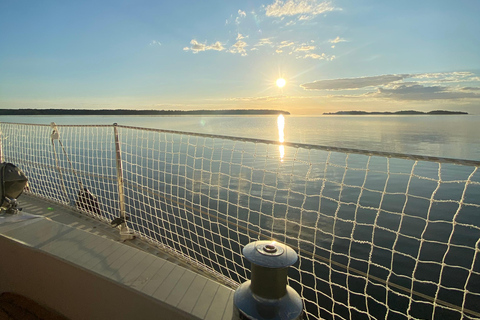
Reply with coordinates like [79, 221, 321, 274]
[113, 123, 134, 240]
[233, 240, 303, 320]
[0, 124, 3, 163]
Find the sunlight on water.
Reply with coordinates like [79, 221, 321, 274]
[277, 114, 285, 161]
[2, 114, 480, 160]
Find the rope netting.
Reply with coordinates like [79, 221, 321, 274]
[1, 122, 479, 320]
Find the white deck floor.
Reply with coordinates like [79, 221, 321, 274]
[0, 194, 235, 320]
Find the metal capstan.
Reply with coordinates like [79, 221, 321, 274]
[0, 163, 28, 214]
[233, 240, 303, 320]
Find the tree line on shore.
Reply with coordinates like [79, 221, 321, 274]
[0, 109, 290, 116]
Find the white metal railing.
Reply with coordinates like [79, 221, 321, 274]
[1, 122, 479, 320]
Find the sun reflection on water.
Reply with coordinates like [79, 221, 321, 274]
[277, 114, 285, 161]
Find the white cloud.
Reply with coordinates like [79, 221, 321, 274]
[184, 39, 225, 53]
[237, 33, 246, 40]
[300, 72, 480, 101]
[255, 38, 274, 46]
[149, 40, 162, 46]
[236, 9, 247, 24]
[228, 40, 248, 56]
[411, 72, 480, 84]
[299, 15, 314, 20]
[301, 53, 334, 60]
[462, 87, 480, 91]
[278, 40, 295, 48]
[265, 0, 338, 18]
[301, 74, 410, 90]
[414, 72, 471, 79]
[329, 36, 347, 44]
[209, 41, 225, 51]
[329, 36, 346, 48]
[294, 45, 315, 52]
[374, 84, 480, 101]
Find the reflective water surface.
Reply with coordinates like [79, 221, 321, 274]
[2, 114, 479, 160]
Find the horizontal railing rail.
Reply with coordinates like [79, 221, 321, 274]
[1, 122, 479, 320]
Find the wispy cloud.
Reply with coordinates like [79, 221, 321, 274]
[226, 9, 247, 25]
[301, 74, 409, 90]
[183, 39, 225, 53]
[462, 87, 480, 91]
[301, 53, 335, 60]
[277, 40, 295, 48]
[411, 72, 480, 84]
[329, 36, 346, 48]
[265, 0, 339, 18]
[374, 84, 480, 101]
[255, 38, 274, 47]
[184, 1, 341, 62]
[301, 72, 480, 102]
[237, 33, 247, 40]
[329, 36, 346, 44]
[149, 40, 162, 46]
[294, 45, 315, 52]
[236, 9, 247, 24]
[228, 40, 248, 56]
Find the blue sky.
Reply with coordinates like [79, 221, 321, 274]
[1, 0, 479, 114]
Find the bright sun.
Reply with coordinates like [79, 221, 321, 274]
[276, 78, 286, 88]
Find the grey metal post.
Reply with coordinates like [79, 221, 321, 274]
[113, 123, 134, 240]
[233, 240, 303, 320]
[0, 125, 3, 163]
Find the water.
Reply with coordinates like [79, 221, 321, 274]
[2, 114, 479, 161]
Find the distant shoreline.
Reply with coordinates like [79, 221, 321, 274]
[324, 110, 468, 115]
[0, 109, 290, 116]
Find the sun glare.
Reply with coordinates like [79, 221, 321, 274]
[276, 78, 286, 88]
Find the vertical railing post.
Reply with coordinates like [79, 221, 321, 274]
[113, 123, 134, 240]
[0, 124, 3, 163]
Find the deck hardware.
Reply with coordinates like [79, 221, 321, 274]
[111, 215, 130, 228]
[233, 240, 303, 320]
[0, 163, 28, 214]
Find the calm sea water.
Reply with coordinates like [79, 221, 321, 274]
[2, 114, 479, 161]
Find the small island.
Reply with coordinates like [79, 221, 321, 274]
[0, 109, 290, 116]
[323, 110, 468, 115]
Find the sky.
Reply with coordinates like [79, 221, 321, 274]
[1, 0, 479, 115]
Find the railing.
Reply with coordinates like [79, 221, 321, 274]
[1, 122, 479, 320]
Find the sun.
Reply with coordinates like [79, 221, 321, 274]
[276, 78, 286, 88]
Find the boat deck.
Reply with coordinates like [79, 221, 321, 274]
[0, 194, 234, 320]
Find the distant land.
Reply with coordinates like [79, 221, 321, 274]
[324, 110, 468, 115]
[0, 109, 290, 116]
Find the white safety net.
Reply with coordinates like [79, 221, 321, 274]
[0, 123, 119, 223]
[1, 122, 479, 320]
